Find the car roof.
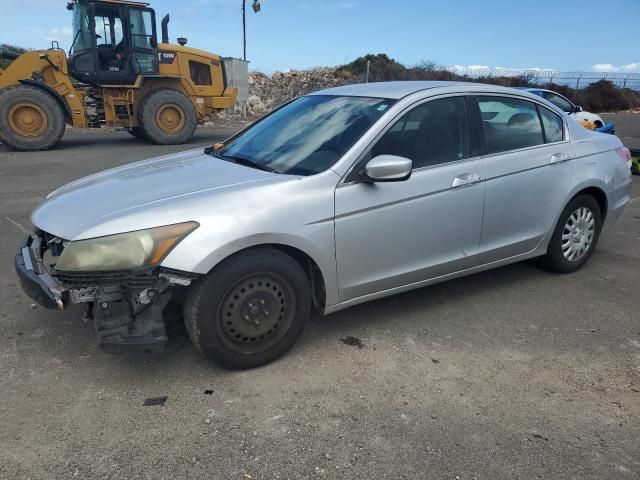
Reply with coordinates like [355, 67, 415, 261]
[310, 80, 517, 99]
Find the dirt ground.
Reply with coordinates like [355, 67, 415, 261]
[1, 121, 639, 479]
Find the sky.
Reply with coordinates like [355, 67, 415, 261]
[1, 0, 639, 75]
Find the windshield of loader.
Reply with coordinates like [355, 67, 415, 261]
[70, 2, 93, 53]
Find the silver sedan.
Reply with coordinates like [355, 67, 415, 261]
[16, 81, 633, 368]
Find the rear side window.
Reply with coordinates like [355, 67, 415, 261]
[477, 96, 544, 154]
[371, 96, 470, 169]
[543, 92, 574, 113]
[538, 106, 564, 143]
[189, 61, 213, 86]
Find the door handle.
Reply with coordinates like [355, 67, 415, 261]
[550, 152, 571, 164]
[451, 173, 482, 188]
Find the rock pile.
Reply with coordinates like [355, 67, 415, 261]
[247, 68, 344, 115]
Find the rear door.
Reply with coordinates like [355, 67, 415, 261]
[472, 95, 575, 262]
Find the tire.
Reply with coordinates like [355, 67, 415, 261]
[0, 85, 65, 151]
[184, 247, 311, 369]
[138, 88, 197, 145]
[127, 127, 147, 140]
[540, 194, 602, 273]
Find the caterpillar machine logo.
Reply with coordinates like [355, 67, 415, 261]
[0, 0, 237, 151]
[158, 51, 176, 64]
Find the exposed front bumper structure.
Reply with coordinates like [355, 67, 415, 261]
[15, 232, 200, 353]
[15, 235, 65, 310]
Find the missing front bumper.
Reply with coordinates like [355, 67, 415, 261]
[14, 233, 200, 354]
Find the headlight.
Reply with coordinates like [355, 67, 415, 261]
[55, 222, 199, 272]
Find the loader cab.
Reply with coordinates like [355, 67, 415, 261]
[67, 0, 158, 85]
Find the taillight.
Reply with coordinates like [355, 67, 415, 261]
[616, 146, 632, 169]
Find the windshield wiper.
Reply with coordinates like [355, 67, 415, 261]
[210, 152, 278, 173]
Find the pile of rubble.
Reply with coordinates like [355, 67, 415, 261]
[247, 68, 345, 115]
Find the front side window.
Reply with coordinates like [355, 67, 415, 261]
[371, 96, 470, 169]
[190, 61, 213, 86]
[216, 95, 394, 176]
[543, 92, 574, 113]
[538, 106, 564, 143]
[477, 96, 544, 154]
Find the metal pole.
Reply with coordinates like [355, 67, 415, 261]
[366, 60, 370, 83]
[242, 0, 247, 61]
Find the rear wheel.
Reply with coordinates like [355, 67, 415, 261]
[0, 85, 65, 151]
[127, 127, 147, 140]
[540, 194, 602, 273]
[184, 248, 311, 369]
[139, 88, 197, 145]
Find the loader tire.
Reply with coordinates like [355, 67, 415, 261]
[139, 89, 197, 145]
[0, 85, 65, 151]
[127, 127, 147, 140]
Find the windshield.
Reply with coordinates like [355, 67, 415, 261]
[216, 95, 395, 176]
[71, 2, 93, 53]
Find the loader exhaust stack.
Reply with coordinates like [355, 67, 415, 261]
[161, 14, 170, 44]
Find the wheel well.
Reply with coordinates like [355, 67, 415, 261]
[18, 79, 72, 123]
[577, 187, 608, 221]
[222, 244, 327, 311]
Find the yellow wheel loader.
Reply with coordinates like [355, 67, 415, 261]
[0, 0, 237, 151]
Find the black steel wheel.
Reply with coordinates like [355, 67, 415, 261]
[218, 273, 296, 354]
[184, 247, 311, 369]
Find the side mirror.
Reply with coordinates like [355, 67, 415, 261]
[359, 154, 412, 182]
[575, 105, 583, 113]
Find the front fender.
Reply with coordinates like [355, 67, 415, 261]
[19, 79, 72, 122]
[164, 230, 339, 307]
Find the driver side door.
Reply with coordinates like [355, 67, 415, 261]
[334, 95, 486, 301]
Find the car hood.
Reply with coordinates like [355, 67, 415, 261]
[32, 148, 285, 240]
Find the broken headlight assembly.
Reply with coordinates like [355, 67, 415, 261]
[54, 222, 199, 272]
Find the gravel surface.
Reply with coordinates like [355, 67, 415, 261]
[1, 126, 639, 479]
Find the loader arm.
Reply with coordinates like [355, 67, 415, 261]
[0, 49, 86, 128]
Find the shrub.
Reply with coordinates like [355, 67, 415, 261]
[574, 80, 640, 112]
[336, 54, 639, 112]
[0, 44, 28, 69]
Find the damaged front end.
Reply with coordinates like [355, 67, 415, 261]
[15, 230, 200, 353]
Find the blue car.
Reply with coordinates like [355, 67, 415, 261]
[518, 88, 615, 134]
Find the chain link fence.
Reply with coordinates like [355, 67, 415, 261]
[446, 68, 640, 92]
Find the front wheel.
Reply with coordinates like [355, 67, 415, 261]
[184, 248, 311, 369]
[540, 194, 602, 273]
[0, 85, 65, 151]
